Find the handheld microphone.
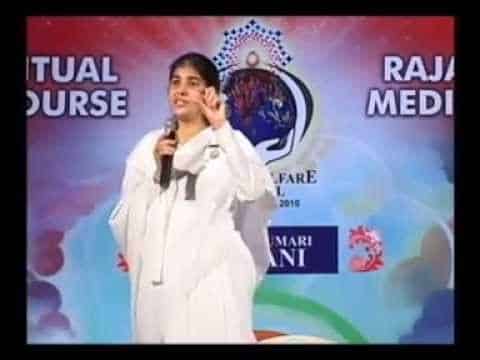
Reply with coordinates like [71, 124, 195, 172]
[155, 117, 177, 190]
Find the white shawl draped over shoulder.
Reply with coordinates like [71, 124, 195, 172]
[108, 129, 164, 281]
[109, 121, 278, 296]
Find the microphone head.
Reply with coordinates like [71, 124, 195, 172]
[165, 116, 178, 133]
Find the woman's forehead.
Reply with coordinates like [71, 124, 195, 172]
[171, 65, 203, 80]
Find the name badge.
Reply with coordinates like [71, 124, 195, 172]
[206, 144, 220, 160]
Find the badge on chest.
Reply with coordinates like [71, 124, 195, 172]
[205, 144, 221, 160]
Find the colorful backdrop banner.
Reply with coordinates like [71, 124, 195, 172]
[27, 16, 454, 344]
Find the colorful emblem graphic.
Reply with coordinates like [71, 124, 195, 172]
[215, 19, 314, 165]
[348, 226, 384, 272]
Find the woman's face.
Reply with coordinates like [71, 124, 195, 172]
[168, 65, 207, 120]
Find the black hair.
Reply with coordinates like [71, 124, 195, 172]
[168, 52, 220, 93]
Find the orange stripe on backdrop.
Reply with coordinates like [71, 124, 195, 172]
[254, 330, 286, 341]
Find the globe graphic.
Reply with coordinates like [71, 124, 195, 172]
[223, 68, 297, 148]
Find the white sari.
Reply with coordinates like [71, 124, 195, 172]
[109, 121, 278, 343]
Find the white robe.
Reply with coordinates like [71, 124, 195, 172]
[108, 121, 278, 344]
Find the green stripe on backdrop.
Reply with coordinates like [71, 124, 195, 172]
[254, 287, 369, 344]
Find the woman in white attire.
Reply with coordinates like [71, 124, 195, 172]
[109, 53, 278, 344]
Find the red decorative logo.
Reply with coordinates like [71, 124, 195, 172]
[348, 226, 384, 272]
